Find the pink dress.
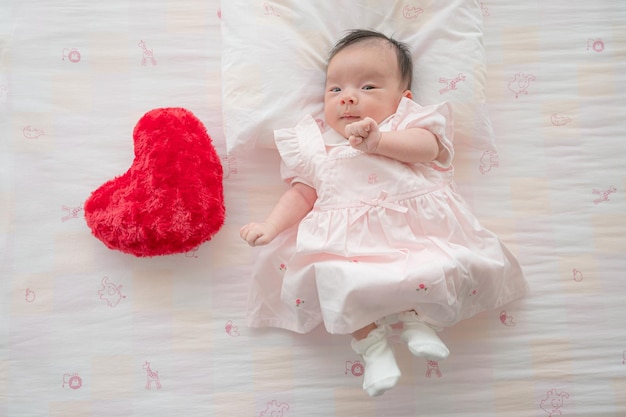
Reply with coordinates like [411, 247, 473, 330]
[247, 98, 527, 335]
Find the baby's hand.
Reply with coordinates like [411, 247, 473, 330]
[240, 222, 278, 247]
[345, 117, 381, 152]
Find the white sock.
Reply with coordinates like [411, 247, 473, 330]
[399, 312, 450, 361]
[351, 325, 401, 396]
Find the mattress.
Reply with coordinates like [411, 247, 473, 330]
[1, 1, 625, 416]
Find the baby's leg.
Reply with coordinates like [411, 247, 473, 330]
[351, 323, 400, 396]
[399, 311, 449, 361]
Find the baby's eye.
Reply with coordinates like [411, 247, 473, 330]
[362, 85, 375, 90]
[329, 87, 341, 93]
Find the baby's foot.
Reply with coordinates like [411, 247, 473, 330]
[351, 325, 401, 396]
[399, 312, 450, 361]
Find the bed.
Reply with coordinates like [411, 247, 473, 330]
[1, 1, 625, 416]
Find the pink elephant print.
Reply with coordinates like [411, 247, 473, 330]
[540, 388, 569, 416]
[508, 72, 535, 98]
[259, 400, 289, 417]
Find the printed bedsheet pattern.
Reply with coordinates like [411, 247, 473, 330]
[1, 1, 626, 417]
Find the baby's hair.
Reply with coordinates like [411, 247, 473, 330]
[328, 29, 413, 91]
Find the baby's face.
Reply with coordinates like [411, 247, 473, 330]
[324, 41, 411, 138]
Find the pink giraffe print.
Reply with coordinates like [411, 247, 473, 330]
[592, 186, 616, 204]
[61, 204, 83, 222]
[138, 40, 157, 66]
[439, 73, 466, 94]
[426, 360, 442, 378]
[143, 362, 162, 390]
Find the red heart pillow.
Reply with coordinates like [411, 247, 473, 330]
[85, 108, 225, 257]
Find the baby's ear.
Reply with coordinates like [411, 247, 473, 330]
[403, 90, 413, 99]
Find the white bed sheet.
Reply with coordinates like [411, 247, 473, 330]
[1, 1, 626, 416]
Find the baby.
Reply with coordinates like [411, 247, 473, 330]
[242, 29, 527, 396]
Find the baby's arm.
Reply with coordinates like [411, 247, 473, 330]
[346, 117, 439, 164]
[240, 182, 317, 247]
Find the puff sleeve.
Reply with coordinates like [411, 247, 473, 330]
[274, 115, 324, 188]
[389, 98, 454, 169]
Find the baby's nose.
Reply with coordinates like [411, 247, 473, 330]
[341, 94, 357, 105]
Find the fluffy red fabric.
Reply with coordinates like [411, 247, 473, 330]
[84, 108, 225, 257]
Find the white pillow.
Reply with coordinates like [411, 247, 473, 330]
[221, 0, 495, 156]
